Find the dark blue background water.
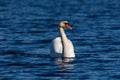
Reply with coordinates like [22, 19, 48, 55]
[0, 0, 120, 80]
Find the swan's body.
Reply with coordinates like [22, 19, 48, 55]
[50, 21, 75, 58]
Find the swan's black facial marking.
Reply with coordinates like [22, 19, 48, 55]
[65, 23, 68, 25]
[65, 23, 72, 30]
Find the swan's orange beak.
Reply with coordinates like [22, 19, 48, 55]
[65, 23, 72, 30]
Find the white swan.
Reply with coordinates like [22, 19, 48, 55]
[50, 21, 75, 58]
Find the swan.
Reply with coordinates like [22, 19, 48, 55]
[50, 21, 75, 58]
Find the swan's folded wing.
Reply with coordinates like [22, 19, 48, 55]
[50, 37, 62, 54]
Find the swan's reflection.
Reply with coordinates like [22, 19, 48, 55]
[51, 57, 75, 80]
[53, 57, 75, 69]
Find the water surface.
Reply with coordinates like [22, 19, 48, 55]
[0, 0, 120, 80]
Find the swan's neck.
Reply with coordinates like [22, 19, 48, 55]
[59, 27, 68, 57]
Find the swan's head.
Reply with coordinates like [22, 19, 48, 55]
[59, 21, 72, 30]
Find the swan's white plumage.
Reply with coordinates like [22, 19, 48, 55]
[50, 21, 75, 58]
[50, 37, 75, 58]
[50, 37, 62, 57]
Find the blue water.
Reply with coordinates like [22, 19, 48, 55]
[0, 0, 120, 80]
